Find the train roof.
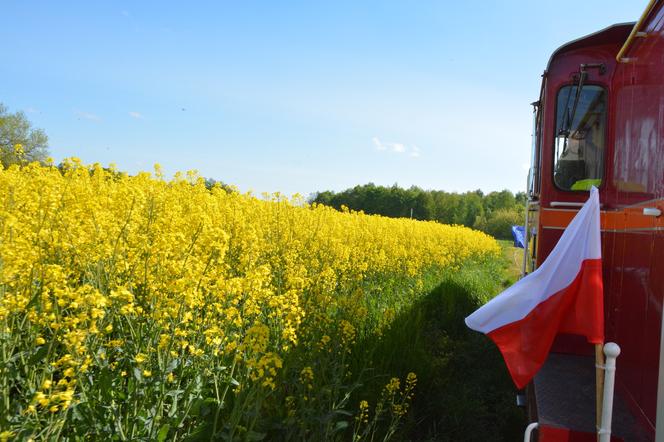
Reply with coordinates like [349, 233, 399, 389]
[546, 22, 635, 71]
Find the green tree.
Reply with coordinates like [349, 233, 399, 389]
[515, 191, 527, 206]
[483, 208, 524, 239]
[483, 190, 517, 216]
[454, 192, 484, 227]
[412, 189, 434, 220]
[310, 183, 526, 232]
[430, 191, 458, 224]
[0, 103, 49, 166]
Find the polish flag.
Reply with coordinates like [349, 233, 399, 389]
[465, 187, 604, 389]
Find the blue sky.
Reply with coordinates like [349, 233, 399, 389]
[2, 1, 645, 197]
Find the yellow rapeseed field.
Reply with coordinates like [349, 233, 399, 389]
[0, 160, 499, 441]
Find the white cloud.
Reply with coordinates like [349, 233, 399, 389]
[372, 136, 387, 151]
[372, 137, 420, 158]
[129, 111, 144, 120]
[74, 110, 101, 122]
[25, 107, 39, 114]
[121, 10, 130, 17]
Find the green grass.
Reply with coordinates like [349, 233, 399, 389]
[498, 239, 524, 285]
[358, 253, 526, 441]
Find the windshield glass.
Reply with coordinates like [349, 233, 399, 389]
[553, 85, 606, 191]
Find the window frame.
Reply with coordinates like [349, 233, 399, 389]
[551, 82, 609, 193]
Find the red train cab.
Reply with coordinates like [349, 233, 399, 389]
[524, 3, 664, 440]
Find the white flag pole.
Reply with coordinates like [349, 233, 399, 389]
[598, 342, 621, 442]
[595, 343, 605, 441]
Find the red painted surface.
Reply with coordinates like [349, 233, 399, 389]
[539, 425, 623, 442]
[531, 4, 664, 438]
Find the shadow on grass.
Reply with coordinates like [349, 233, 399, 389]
[358, 263, 526, 441]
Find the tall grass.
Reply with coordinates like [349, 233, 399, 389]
[363, 253, 526, 441]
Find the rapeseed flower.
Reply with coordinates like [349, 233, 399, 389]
[0, 160, 499, 439]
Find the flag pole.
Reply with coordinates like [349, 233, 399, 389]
[595, 343, 605, 441]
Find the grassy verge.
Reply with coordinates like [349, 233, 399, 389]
[361, 246, 526, 441]
[498, 239, 524, 284]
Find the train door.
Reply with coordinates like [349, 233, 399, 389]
[612, 64, 661, 428]
[645, 78, 664, 429]
[654, 77, 664, 441]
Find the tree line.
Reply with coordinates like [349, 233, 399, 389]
[311, 184, 526, 240]
[0, 103, 49, 167]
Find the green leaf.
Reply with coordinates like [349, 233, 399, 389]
[333, 421, 349, 432]
[246, 431, 267, 441]
[98, 367, 112, 397]
[166, 358, 179, 372]
[165, 389, 185, 397]
[27, 345, 49, 365]
[182, 423, 214, 441]
[25, 290, 42, 309]
[157, 423, 170, 442]
[189, 398, 203, 417]
[200, 398, 217, 418]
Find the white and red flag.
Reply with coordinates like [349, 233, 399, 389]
[465, 187, 604, 389]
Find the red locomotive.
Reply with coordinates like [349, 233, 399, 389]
[524, 2, 664, 440]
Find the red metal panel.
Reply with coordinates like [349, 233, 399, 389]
[645, 233, 663, 424]
[610, 6, 664, 428]
[614, 229, 652, 414]
[644, 15, 664, 416]
[605, 214, 626, 345]
[612, 73, 654, 426]
[538, 424, 624, 441]
[533, 9, 664, 437]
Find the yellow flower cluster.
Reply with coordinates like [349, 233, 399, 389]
[357, 400, 369, 424]
[0, 160, 499, 439]
[352, 372, 419, 441]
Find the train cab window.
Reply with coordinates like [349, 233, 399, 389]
[553, 85, 606, 191]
